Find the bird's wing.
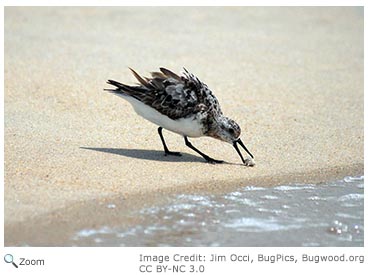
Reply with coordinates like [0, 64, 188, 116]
[106, 68, 223, 120]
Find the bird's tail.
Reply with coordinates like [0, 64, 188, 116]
[104, 79, 133, 94]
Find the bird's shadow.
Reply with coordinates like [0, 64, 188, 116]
[80, 147, 206, 163]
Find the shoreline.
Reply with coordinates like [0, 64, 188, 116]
[5, 163, 363, 246]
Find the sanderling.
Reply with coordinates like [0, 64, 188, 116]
[105, 67, 255, 166]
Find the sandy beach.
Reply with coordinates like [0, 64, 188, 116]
[4, 7, 363, 246]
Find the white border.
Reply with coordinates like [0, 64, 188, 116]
[1, 0, 367, 7]
[1, 0, 5, 252]
[1, 1, 366, 275]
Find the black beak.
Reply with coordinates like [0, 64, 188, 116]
[233, 138, 254, 164]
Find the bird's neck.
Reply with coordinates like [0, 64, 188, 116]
[204, 115, 226, 140]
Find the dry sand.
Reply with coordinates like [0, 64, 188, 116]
[4, 7, 363, 246]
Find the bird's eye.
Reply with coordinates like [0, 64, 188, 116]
[228, 128, 234, 134]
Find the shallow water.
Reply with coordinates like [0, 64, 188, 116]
[72, 176, 364, 247]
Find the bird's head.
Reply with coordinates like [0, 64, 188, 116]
[214, 117, 241, 143]
[211, 116, 255, 165]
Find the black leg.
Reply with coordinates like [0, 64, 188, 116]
[184, 136, 223, 163]
[157, 127, 182, 156]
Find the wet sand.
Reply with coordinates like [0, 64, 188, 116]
[4, 7, 363, 246]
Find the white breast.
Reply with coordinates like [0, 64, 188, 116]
[117, 94, 204, 138]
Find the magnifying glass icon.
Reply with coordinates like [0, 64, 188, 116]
[4, 254, 18, 268]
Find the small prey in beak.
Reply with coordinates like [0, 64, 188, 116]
[233, 139, 255, 166]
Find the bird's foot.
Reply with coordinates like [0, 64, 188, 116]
[164, 151, 182, 156]
[205, 157, 224, 164]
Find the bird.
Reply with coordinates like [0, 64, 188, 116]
[105, 67, 255, 166]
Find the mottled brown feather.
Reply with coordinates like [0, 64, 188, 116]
[129, 67, 149, 87]
[106, 68, 223, 121]
[160, 67, 182, 81]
